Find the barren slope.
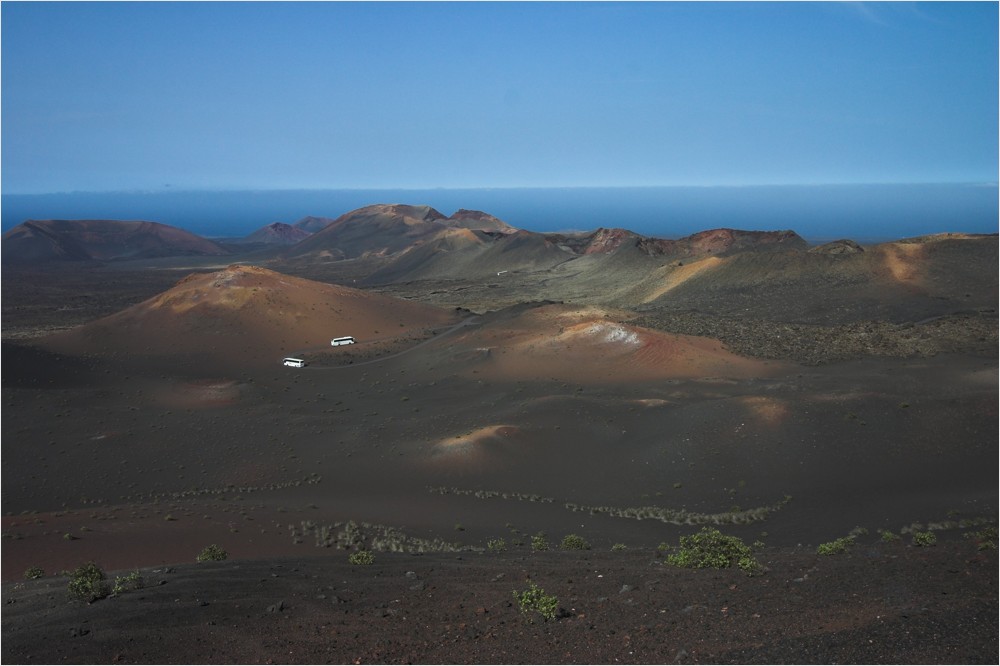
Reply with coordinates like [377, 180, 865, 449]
[366, 229, 575, 283]
[437, 302, 789, 383]
[38, 264, 458, 365]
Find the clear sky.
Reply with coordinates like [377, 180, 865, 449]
[2, 1, 997, 194]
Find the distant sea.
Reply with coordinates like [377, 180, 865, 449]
[2, 184, 997, 243]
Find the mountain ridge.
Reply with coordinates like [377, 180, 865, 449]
[1, 219, 229, 264]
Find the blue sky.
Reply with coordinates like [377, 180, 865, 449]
[2, 1, 997, 193]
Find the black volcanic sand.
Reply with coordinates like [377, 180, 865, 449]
[3, 544, 996, 664]
[2, 329, 995, 576]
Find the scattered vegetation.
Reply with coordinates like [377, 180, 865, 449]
[348, 550, 375, 565]
[196, 544, 228, 562]
[563, 495, 792, 526]
[513, 581, 559, 621]
[67, 562, 110, 602]
[559, 534, 590, 550]
[428, 486, 555, 503]
[289, 519, 471, 553]
[663, 527, 762, 574]
[23, 566, 44, 580]
[611, 543, 627, 552]
[964, 526, 997, 550]
[530, 532, 549, 552]
[817, 536, 855, 556]
[912, 531, 937, 547]
[901, 515, 993, 534]
[486, 538, 507, 553]
[112, 570, 144, 595]
[120, 472, 323, 505]
[879, 529, 900, 543]
[426, 486, 792, 527]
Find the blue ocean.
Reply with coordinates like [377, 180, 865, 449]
[2, 184, 996, 243]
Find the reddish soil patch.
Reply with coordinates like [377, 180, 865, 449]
[460, 304, 787, 383]
[153, 379, 243, 409]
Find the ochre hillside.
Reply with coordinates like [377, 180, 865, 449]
[447, 209, 519, 234]
[284, 204, 453, 260]
[448, 303, 788, 383]
[40, 264, 458, 364]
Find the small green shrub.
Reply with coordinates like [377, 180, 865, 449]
[196, 544, 228, 562]
[24, 566, 44, 580]
[879, 530, 900, 543]
[965, 526, 997, 550]
[67, 562, 109, 602]
[912, 531, 937, 547]
[112, 570, 144, 595]
[348, 550, 375, 565]
[530, 532, 549, 552]
[560, 534, 590, 550]
[486, 538, 507, 553]
[817, 536, 855, 555]
[664, 527, 761, 574]
[513, 581, 558, 621]
[611, 543, 627, 552]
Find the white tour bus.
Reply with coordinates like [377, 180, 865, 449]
[282, 357, 307, 368]
[331, 336, 356, 346]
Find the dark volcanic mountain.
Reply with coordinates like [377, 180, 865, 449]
[365, 228, 572, 283]
[367, 223, 810, 284]
[640, 227, 808, 256]
[284, 204, 450, 260]
[282, 202, 813, 285]
[547, 227, 807, 258]
[1, 219, 229, 264]
[241, 222, 312, 245]
[293, 216, 338, 233]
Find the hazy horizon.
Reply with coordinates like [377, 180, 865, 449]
[3, 182, 997, 243]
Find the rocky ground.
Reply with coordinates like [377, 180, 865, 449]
[2, 537, 996, 664]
